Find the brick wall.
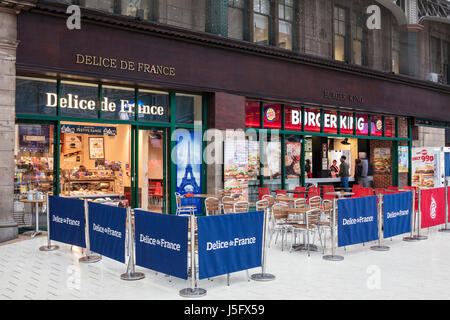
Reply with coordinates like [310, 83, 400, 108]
[370, 140, 393, 189]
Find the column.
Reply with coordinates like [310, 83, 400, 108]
[0, 6, 19, 242]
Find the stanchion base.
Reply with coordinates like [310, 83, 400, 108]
[415, 235, 428, 240]
[250, 273, 276, 281]
[403, 236, 419, 242]
[438, 228, 450, 233]
[291, 244, 319, 252]
[179, 288, 207, 298]
[39, 245, 59, 251]
[120, 272, 145, 281]
[323, 254, 344, 261]
[79, 255, 102, 263]
[370, 245, 390, 251]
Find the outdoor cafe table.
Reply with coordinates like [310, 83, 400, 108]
[325, 191, 354, 199]
[19, 198, 46, 238]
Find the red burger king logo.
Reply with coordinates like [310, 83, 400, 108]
[265, 107, 276, 122]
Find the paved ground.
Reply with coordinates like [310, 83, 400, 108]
[1, 226, 450, 300]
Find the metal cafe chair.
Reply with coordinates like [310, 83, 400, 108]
[205, 197, 221, 216]
[318, 199, 335, 253]
[276, 193, 290, 206]
[308, 195, 322, 209]
[233, 201, 249, 213]
[221, 196, 235, 214]
[262, 194, 275, 208]
[174, 192, 196, 216]
[255, 199, 269, 211]
[288, 208, 323, 257]
[268, 202, 291, 250]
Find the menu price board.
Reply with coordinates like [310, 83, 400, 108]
[412, 148, 439, 188]
[398, 146, 409, 173]
[224, 138, 249, 201]
[285, 142, 301, 178]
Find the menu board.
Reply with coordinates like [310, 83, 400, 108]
[412, 148, 439, 188]
[89, 137, 105, 159]
[224, 139, 249, 201]
[373, 148, 391, 174]
[285, 142, 301, 178]
[398, 146, 409, 173]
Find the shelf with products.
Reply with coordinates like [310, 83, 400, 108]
[60, 168, 124, 197]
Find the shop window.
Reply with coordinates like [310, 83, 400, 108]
[245, 101, 261, 128]
[60, 81, 99, 119]
[15, 77, 57, 115]
[323, 110, 338, 134]
[262, 132, 281, 192]
[247, 132, 260, 203]
[14, 124, 54, 201]
[340, 112, 354, 135]
[175, 93, 202, 124]
[303, 108, 321, 133]
[263, 104, 281, 129]
[304, 136, 312, 178]
[253, 0, 271, 45]
[385, 116, 395, 137]
[284, 106, 302, 131]
[278, 0, 293, 50]
[285, 135, 301, 190]
[101, 85, 136, 120]
[371, 116, 383, 137]
[356, 114, 368, 135]
[228, 0, 247, 40]
[59, 121, 131, 200]
[334, 6, 347, 62]
[138, 89, 169, 122]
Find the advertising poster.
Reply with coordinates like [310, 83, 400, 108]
[383, 192, 412, 238]
[248, 140, 260, 181]
[398, 146, 409, 173]
[420, 187, 446, 228]
[89, 137, 105, 159]
[412, 148, 439, 188]
[285, 142, 301, 178]
[373, 147, 391, 174]
[224, 136, 249, 201]
[263, 141, 281, 179]
[175, 130, 202, 214]
[19, 125, 50, 154]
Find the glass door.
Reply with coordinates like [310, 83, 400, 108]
[138, 128, 168, 213]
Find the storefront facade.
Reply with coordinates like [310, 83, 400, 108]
[0, 0, 449, 242]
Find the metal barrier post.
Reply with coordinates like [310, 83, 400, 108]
[39, 193, 59, 251]
[370, 194, 390, 251]
[121, 208, 145, 281]
[414, 188, 428, 240]
[79, 199, 101, 263]
[404, 191, 419, 242]
[251, 208, 276, 281]
[439, 178, 450, 232]
[323, 198, 344, 261]
[179, 213, 206, 297]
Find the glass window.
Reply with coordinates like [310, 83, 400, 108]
[101, 85, 135, 120]
[14, 124, 54, 201]
[340, 112, 354, 135]
[285, 134, 301, 190]
[263, 104, 281, 129]
[121, 0, 155, 20]
[334, 6, 347, 62]
[285, 106, 302, 131]
[352, 11, 364, 66]
[175, 93, 202, 124]
[15, 77, 57, 115]
[278, 0, 293, 50]
[371, 116, 383, 137]
[431, 36, 441, 74]
[254, 0, 271, 45]
[82, 0, 114, 14]
[159, 0, 206, 32]
[262, 132, 281, 193]
[245, 101, 261, 128]
[356, 114, 368, 135]
[323, 110, 338, 134]
[138, 89, 169, 122]
[247, 134, 260, 203]
[228, 0, 246, 40]
[385, 116, 395, 137]
[60, 81, 99, 119]
[303, 108, 321, 132]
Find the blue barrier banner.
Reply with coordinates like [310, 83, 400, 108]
[337, 196, 378, 247]
[49, 196, 86, 248]
[383, 192, 412, 238]
[197, 211, 264, 280]
[134, 210, 189, 280]
[88, 202, 126, 263]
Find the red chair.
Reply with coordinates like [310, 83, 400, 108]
[307, 187, 320, 203]
[259, 187, 270, 200]
[322, 185, 335, 201]
[352, 184, 363, 190]
[275, 190, 287, 196]
[293, 186, 306, 199]
[387, 186, 398, 191]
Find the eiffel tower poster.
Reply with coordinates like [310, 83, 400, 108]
[175, 131, 202, 214]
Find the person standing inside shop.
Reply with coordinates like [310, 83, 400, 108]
[305, 159, 312, 178]
[355, 158, 362, 185]
[339, 156, 350, 190]
[330, 159, 340, 178]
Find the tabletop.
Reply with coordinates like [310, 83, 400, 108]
[19, 199, 46, 203]
[326, 191, 354, 196]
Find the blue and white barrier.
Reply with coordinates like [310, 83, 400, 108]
[383, 191, 413, 238]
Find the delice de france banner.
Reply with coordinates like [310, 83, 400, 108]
[88, 202, 126, 263]
[49, 196, 86, 248]
[421, 187, 446, 229]
[337, 196, 378, 247]
[383, 191, 412, 238]
[197, 211, 264, 280]
[134, 210, 189, 280]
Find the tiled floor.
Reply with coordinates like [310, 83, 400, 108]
[1, 226, 450, 300]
